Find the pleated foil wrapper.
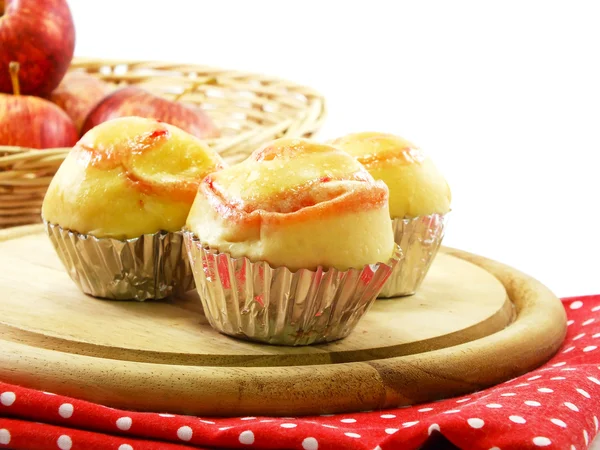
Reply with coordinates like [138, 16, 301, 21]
[184, 231, 402, 346]
[378, 213, 448, 298]
[44, 221, 195, 301]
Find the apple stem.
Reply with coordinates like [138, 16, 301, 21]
[9, 62, 20, 96]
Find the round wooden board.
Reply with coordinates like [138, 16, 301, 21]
[0, 225, 567, 416]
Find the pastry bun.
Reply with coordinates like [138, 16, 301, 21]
[186, 138, 395, 271]
[42, 116, 225, 239]
[331, 132, 451, 219]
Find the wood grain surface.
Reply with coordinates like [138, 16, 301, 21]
[0, 225, 567, 416]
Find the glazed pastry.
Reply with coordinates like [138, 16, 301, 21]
[185, 138, 400, 345]
[332, 132, 451, 297]
[42, 116, 225, 300]
[331, 132, 451, 218]
[43, 116, 225, 239]
[187, 137, 395, 271]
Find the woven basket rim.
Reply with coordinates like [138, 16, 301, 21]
[71, 57, 325, 87]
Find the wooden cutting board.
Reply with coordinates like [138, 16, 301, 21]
[0, 225, 567, 416]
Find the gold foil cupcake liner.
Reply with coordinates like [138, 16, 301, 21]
[184, 231, 402, 346]
[44, 221, 195, 301]
[378, 213, 448, 298]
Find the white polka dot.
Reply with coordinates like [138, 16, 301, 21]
[0, 392, 15, 407]
[583, 318, 595, 326]
[302, 437, 318, 450]
[374, 447, 382, 450]
[177, 426, 193, 441]
[525, 400, 541, 407]
[486, 403, 502, 408]
[584, 346, 597, 352]
[584, 430, 589, 445]
[241, 417, 256, 421]
[159, 413, 175, 417]
[576, 388, 591, 398]
[574, 333, 586, 341]
[553, 362, 567, 367]
[239, 430, 254, 445]
[199, 419, 215, 424]
[57, 435, 72, 450]
[563, 346, 575, 353]
[116, 417, 132, 431]
[515, 383, 529, 387]
[571, 445, 577, 450]
[118, 445, 133, 450]
[533, 437, 551, 447]
[0, 429, 10, 445]
[321, 424, 337, 429]
[467, 418, 484, 429]
[590, 377, 600, 385]
[418, 408, 433, 412]
[340, 418, 356, 423]
[58, 404, 74, 419]
[567, 320, 575, 326]
[562, 368, 577, 371]
[444, 409, 461, 414]
[402, 421, 419, 427]
[428, 423, 440, 435]
[385, 428, 398, 434]
[218, 426, 232, 431]
[570, 301, 583, 309]
[564, 402, 579, 412]
[259, 420, 275, 423]
[510, 415, 526, 424]
[501, 393, 516, 397]
[456, 398, 471, 403]
[528, 375, 542, 381]
[489, 448, 501, 450]
[344, 432, 361, 438]
[595, 415, 599, 431]
[280, 423, 297, 428]
[538, 388, 553, 393]
[551, 377, 566, 380]
[594, 333, 600, 338]
[381, 414, 396, 418]
[43, 392, 56, 396]
[550, 418, 566, 427]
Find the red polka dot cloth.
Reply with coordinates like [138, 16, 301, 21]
[1, 295, 599, 450]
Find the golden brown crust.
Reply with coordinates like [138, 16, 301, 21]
[331, 132, 451, 218]
[186, 138, 396, 270]
[42, 117, 225, 238]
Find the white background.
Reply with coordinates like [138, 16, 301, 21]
[67, 0, 600, 298]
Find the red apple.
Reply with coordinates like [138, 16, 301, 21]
[0, 62, 78, 148]
[48, 72, 112, 133]
[0, 0, 75, 97]
[81, 86, 220, 140]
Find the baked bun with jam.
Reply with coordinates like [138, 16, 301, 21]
[42, 116, 225, 301]
[184, 138, 400, 345]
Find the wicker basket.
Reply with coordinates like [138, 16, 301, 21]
[0, 58, 327, 228]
